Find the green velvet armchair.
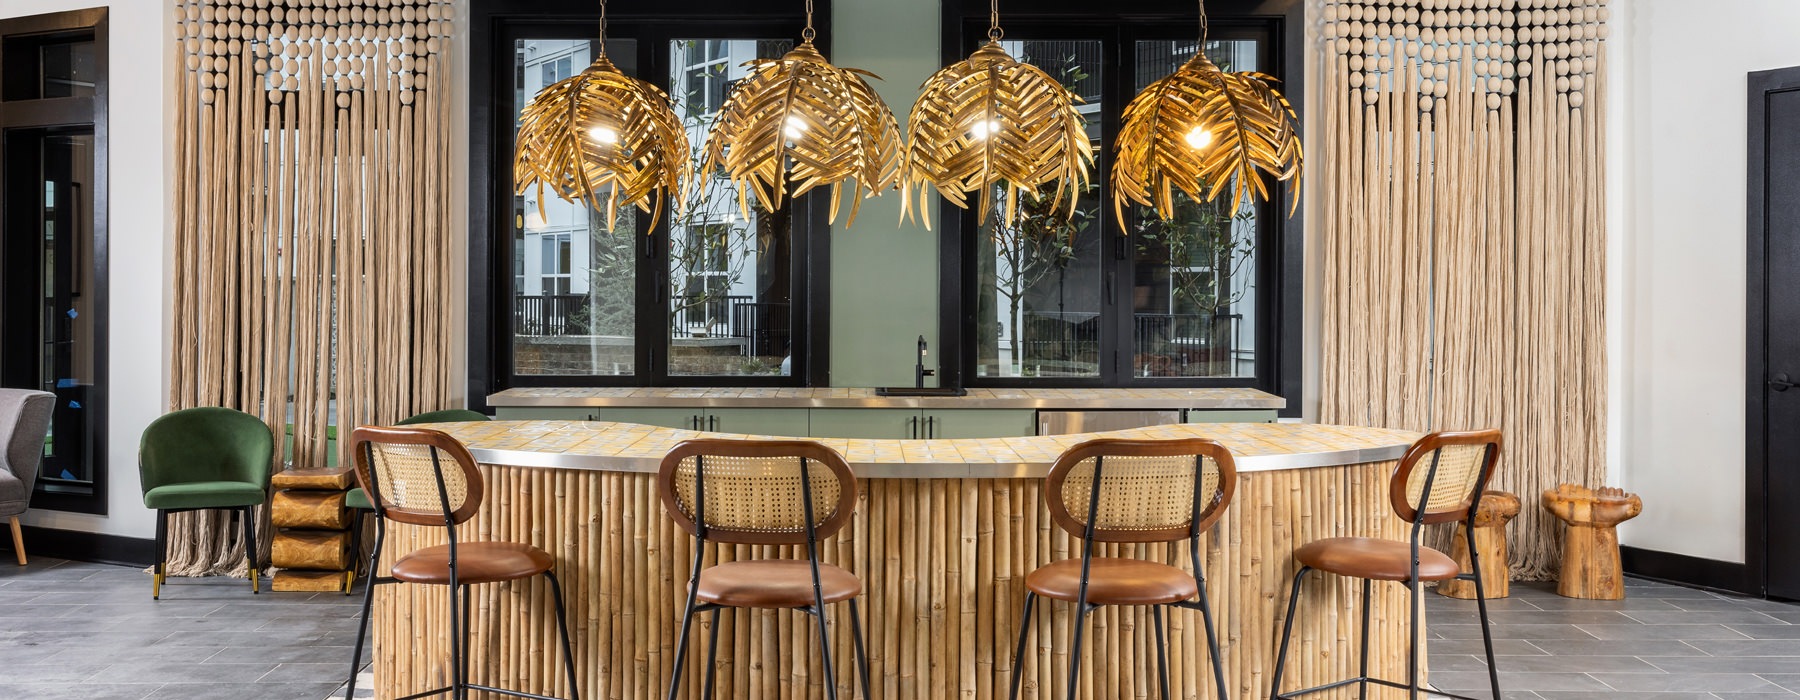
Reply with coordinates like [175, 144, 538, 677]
[139, 407, 275, 599]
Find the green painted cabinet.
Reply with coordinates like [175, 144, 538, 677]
[808, 408, 922, 439]
[703, 408, 810, 436]
[921, 409, 1036, 438]
[585, 407, 703, 429]
[1184, 409, 1279, 423]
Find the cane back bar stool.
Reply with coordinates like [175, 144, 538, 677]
[1269, 429, 1504, 700]
[343, 409, 490, 594]
[1008, 437, 1238, 700]
[658, 439, 871, 700]
[342, 426, 579, 700]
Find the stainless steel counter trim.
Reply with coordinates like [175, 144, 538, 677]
[465, 441, 1411, 479]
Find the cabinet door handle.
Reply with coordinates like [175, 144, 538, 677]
[907, 416, 918, 439]
[926, 416, 936, 439]
[691, 414, 702, 430]
[709, 415, 718, 431]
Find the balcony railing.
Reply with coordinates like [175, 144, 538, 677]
[517, 294, 790, 357]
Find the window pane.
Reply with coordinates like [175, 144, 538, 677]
[975, 40, 1104, 379]
[669, 39, 793, 377]
[39, 39, 96, 99]
[1128, 39, 1259, 378]
[512, 38, 639, 377]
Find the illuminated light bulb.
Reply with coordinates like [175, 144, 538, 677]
[588, 125, 619, 144]
[968, 119, 1002, 140]
[783, 115, 808, 139]
[1184, 125, 1213, 150]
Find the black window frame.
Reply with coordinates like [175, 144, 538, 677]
[469, 1, 832, 406]
[936, 0, 1303, 414]
[0, 8, 111, 514]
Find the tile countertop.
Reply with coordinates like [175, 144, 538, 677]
[486, 386, 1286, 410]
[426, 420, 1416, 479]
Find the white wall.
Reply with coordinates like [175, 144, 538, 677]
[1611, 0, 1800, 563]
[1, 0, 172, 540]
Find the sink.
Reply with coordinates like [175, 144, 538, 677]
[874, 387, 968, 397]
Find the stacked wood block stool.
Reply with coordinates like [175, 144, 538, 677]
[269, 467, 356, 592]
[1438, 489, 1522, 599]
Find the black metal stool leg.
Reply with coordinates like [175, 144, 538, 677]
[701, 608, 722, 700]
[1358, 577, 1373, 698]
[1065, 602, 1094, 700]
[545, 571, 581, 700]
[448, 569, 464, 700]
[345, 512, 362, 595]
[667, 585, 702, 700]
[343, 516, 385, 700]
[1195, 572, 1229, 700]
[1269, 566, 1311, 700]
[461, 583, 474, 694]
[1468, 532, 1502, 699]
[811, 603, 840, 700]
[1406, 576, 1421, 700]
[848, 598, 872, 700]
[1151, 605, 1171, 700]
[1008, 591, 1037, 700]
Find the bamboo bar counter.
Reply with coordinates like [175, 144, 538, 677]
[368, 420, 1427, 700]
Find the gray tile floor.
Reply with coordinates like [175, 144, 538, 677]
[2, 557, 1798, 699]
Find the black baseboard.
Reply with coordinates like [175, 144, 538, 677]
[9, 525, 154, 568]
[1622, 545, 1761, 597]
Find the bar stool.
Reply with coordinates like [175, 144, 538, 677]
[341, 426, 579, 700]
[343, 409, 490, 594]
[1007, 437, 1238, 700]
[658, 439, 871, 700]
[1269, 429, 1504, 700]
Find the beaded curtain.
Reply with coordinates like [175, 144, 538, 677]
[1316, 0, 1608, 580]
[166, 0, 456, 576]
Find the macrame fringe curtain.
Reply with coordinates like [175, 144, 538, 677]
[1317, 0, 1609, 580]
[167, 0, 456, 577]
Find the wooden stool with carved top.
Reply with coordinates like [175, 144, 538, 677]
[1438, 489, 1521, 599]
[1543, 483, 1643, 600]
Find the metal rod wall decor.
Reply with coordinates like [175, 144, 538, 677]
[168, 0, 456, 577]
[1316, 0, 1609, 580]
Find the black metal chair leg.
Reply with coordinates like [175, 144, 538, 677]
[241, 506, 259, 594]
[1358, 577, 1373, 699]
[1151, 605, 1171, 700]
[666, 582, 703, 700]
[545, 571, 582, 700]
[811, 601, 840, 700]
[1468, 536, 1502, 699]
[1065, 603, 1092, 700]
[461, 583, 474, 694]
[1007, 591, 1037, 700]
[152, 510, 167, 600]
[1269, 566, 1311, 700]
[1406, 577, 1421, 700]
[847, 598, 872, 700]
[448, 569, 464, 700]
[701, 608, 722, 700]
[343, 516, 385, 700]
[1194, 573, 1229, 700]
[345, 512, 362, 595]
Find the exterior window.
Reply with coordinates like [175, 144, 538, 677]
[950, 24, 1285, 389]
[504, 35, 807, 382]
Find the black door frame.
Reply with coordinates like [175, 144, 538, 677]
[1741, 65, 1800, 598]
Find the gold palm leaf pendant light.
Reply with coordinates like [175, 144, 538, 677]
[903, 0, 1094, 229]
[1112, 0, 1302, 226]
[514, 0, 689, 233]
[703, 0, 902, 226]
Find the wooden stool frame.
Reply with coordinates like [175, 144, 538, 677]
[343, 427, 580, 700]
[659, 439, 872, 700]
[1269, 430, 1504, 700]
[1008, 438, 1238, 700]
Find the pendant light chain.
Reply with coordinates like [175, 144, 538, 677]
[802, 0, 817, 42]
[596, 0, 609, 56]
[989, 0, 1003, 41]
[1197, 0, 1209, 43]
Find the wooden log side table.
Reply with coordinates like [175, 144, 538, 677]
[1437, 490, 1522, 599]
[269, 467, 355, 593]
[1543, 483, 1643, 600]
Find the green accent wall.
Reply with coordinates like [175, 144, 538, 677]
[827, 0, 942, 388]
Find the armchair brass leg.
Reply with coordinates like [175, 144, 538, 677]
[9, 516, 25, 566]
[153, 510, 168, 600]
[241, 506, 261, 594]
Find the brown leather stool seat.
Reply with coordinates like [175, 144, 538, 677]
[1025, 558, 1199, 606]
[1294, 537, 1461, 582]
[391, 541, 557, 585]
[695, 560, 863, 608]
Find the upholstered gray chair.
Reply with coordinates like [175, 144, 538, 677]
[0, 390, 55, 566]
